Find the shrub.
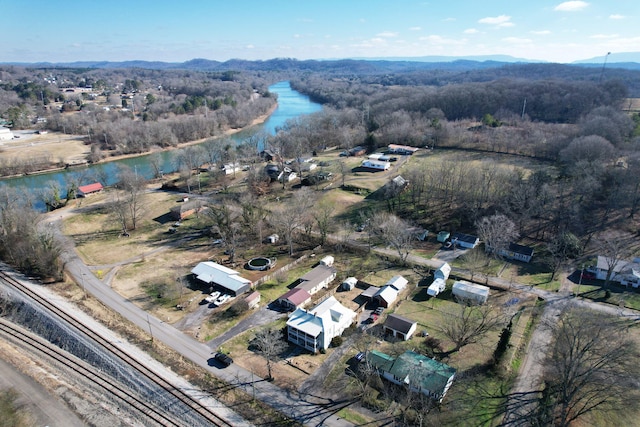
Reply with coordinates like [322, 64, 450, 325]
[331, 336, 344, 347]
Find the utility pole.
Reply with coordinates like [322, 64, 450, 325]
[599, 52, 611, 84]
[81, 273, 86, 297]
[146, 315, 154, 342]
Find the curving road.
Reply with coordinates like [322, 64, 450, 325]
[50, 211, 354, 426]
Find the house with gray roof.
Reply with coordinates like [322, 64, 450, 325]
[294, 264, 336, 295]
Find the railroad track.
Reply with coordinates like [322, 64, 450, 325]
[0, 270, 233, 427]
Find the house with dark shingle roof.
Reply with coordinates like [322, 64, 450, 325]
[497, 243, 534, 263]
[383, 314, 417, 340]
[366, 350, 456, 402]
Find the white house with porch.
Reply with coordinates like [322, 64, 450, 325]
[286, 296, 356, 352]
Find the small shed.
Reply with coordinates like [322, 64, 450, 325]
[452, 281, 490, 305]
[437, 231, 450, 243]
[434, 263, 451, 281]
[244, 291, 261, 309]
[342, 277, 358, 291]
[383, 314, 418, 341]
[319, 255, 334, 267]
[427, 279, 446, 297]
[265, 234, 279, 244]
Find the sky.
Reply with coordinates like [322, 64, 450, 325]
[2, 0, 638, 64]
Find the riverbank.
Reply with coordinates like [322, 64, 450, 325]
[0, 103, 277, 180]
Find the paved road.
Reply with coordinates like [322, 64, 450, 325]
[51, 213, 354, 427]
[49, 205, 640, 427]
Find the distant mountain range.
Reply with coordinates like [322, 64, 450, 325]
[3, 52, 640, 72]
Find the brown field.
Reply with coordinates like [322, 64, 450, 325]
[0, 130, 89, 165]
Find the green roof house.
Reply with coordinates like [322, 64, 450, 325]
[366, 350, 456, 402]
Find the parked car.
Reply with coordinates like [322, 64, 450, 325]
[209, 291, 221, 300]
[443, 241, 453, 250]
[374, 306, 385, 315]
[215, 294, 231, 305]
[367, 313, 378, 322]
[213, 352, 233, 367]
[355, 352, 366, 362]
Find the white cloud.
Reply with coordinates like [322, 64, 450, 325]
[376, 31, 398, 38]
[554, 1, 589, 12]
[531, 30, 551, 35]
[609, 14, 625, 20]
[464, 28, 479, 34]
[502, 37, 532, 44]
[478, 15, 514, 28]
[419, 35, 466, 46]
[442, 17, 456, 22]
[246, 44, 255, 49]
[409, 26, 422, 31]
[590, 33, 619, 39]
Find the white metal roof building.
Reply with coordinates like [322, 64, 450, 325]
[191, 261, 252, 296]
[0, 127, 14, 141]
[286, 296, 356, 352]
[374, 285, 399, 307]
[385, 275, 408, 291]
[452, 281, 490, 305]
[434, 263, 451, 281]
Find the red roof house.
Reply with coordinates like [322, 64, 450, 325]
[277, 288, 312, 311]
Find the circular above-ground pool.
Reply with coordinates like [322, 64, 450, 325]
[247, 257, 275, 271]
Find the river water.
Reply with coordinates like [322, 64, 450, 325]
[0, 81, 321, 208]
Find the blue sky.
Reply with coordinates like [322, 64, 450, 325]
[2, 0, 638, 63]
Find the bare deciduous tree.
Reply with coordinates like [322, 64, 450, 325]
[250, 327, 288, 380]
[475, 214, 518, 255]
[370, 212, 414, 264]
[538, 308, 639, 427]
[439, 304, 504, 354]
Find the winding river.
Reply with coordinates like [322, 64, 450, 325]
[1, 81, 321, 208]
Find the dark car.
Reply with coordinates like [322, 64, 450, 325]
[214, 352, 233, 367]
[374, 306, 385, 315]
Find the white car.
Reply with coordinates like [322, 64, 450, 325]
[209, 291, 221, 300]
[215, 294, 231, 305]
